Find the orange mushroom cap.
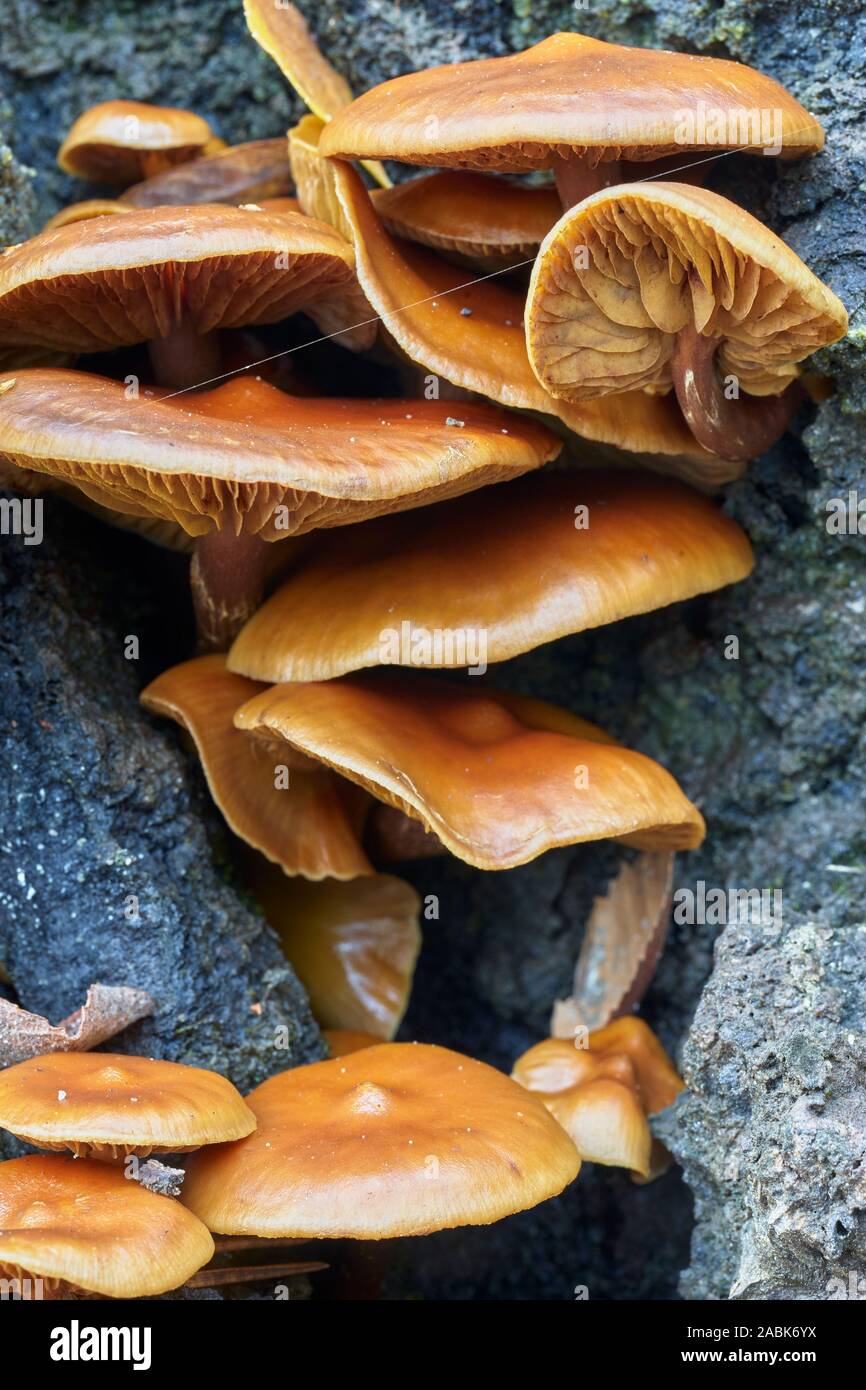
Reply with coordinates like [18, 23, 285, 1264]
[329, 159, 725, 482]
[141, 655, 372, 881]
[228, 469, 753, 683]
[0, 202, 372, 357]
[527, 182, 849, 406]
[512, 1018, 683, 1177]
[0, 1052, 256, 1158]
[0, 370, 557, 538]
[372, 169, 561, 268]
[250, 866, 421, 1038]
[58, 100, 216, 184]
[0, 1154, 214, 1298]
[320, 32, 824, 171]
[182, 1043, 580, 1237]
[233, 673, 706, 869]
[117, 137, 293, 209]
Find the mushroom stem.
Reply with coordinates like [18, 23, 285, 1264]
[670, 323, 803, 461]
[191, 527, 273, 651]
[148, 321, 223, 391]
[365, 803, 445, 862]
[551, 154, 620, 210]
[620, 154, 708, 187]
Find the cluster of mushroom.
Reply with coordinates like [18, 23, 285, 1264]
[0, 1043, 579, 1297]
[0, 1, 850, 1287]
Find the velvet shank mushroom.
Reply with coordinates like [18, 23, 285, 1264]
[58, 100, 219, 185]
[249, 865, 421, 1039]
[233, 674, 705, 870]
[328, 159, 724, 481]
[0, 371, 555, 647]
[0, 1052, 256, 1158]
[320, 32, 824, 208]
[0, 201, 372, 391]
[141, 654, 372, 879]
[512, 1019, 683, 1177]
[0, 1154, 215, 1299]
[229, 470, 753, 683]
[527, 182, 848, 461]
[182, 1043, 580, 1237]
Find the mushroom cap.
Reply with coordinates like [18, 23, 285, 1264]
[181, 1042, 580, 1237]
[371, 170, 561, 266]
[320, 32, 824, 170]
[118, 138, 293, 209]
[233, 673, 706, 869]
[0, 1154, 214, 1298]
[228, 469, 753, 683]
[58, 100, 215, 184]
[0, 202, 372, 356]
[527, 182, 849, 404]
[0, 370, 557, 537]
[514, 1019, 682, 1115]
[330, 160, 724, 482]
[512, 1019, 683, 1176]
[243, 0, 390, 188]
[251, 868, 421, 1037]
[141, 655, 372, 880]
[0, 1052, 257, 1158]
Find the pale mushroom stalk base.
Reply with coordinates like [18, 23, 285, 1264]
[670, 323, 803, 462]
[550, 153, 620, 209]
[190, 527, 273, 651]
[148, 321, 223, 391]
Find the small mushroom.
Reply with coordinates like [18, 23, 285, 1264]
[320, 32, 824, 208]
[233, 673, 706, 870]
[0, 1052, 256, 1158]
[141, 654, 373, 880]
[0, 202, 372, 392]
[182, 1043, 580, 1237]
[228, 469, 753, 683]
[329, 159, 726, 482]
[249, 865, 421, 1039]
[0, 370, 557, 647]
[118, 138, 294, 208]
[58, 99, 217, 185]
[526, 183, 848, 461]
[512, 1018, 683, 1178]
[0, 1154, 214, 1299]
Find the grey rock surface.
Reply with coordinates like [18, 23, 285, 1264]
[0, 496, 324, 1111]
[654, 913, 866, 1301]
[0, 0, 863, 1299]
